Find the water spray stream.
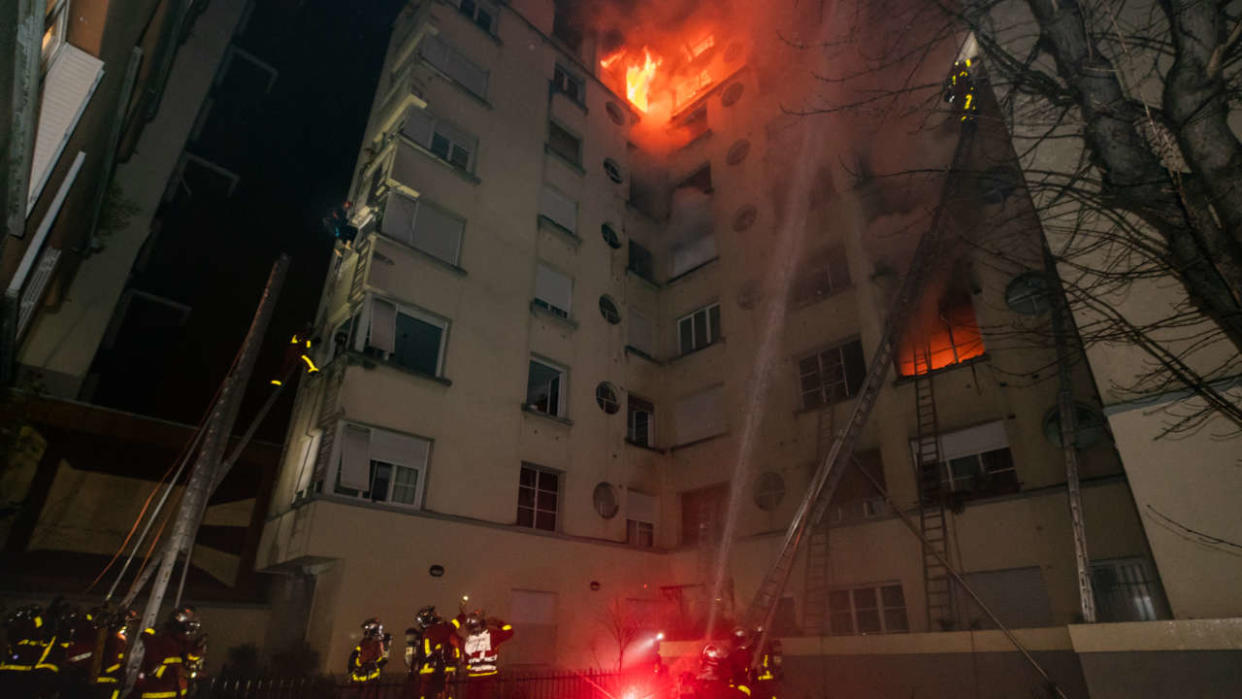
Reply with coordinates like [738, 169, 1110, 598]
[703, 121, 827, 638]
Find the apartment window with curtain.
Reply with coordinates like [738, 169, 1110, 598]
[380, 193, 465, 266]
[401, 107, 478, 173]
[419, 34, 489, 99]
[332, 424, 430, 508]
[909, 421, 1019, 502]
[359, 296, 449, 377]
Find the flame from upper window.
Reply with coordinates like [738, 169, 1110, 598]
[601, 47, 663, 112]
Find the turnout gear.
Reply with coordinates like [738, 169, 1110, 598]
[943, 58, 978, 122]
[404, 607, 461, 699]
[126, 608, 205, 699]
[0, 605, 47, 697]
[348, 617, 391, 694]
[751, 638, 782, 699]
[455, 611, 514, 699]
[92, 609, 135, 699]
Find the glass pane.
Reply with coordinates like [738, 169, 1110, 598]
[856, 609, 881, 634]
[392, 467, 418, 504]
[370, 462, 392, 502]
[535, 511, 556, 531]
[693, 310, 709, 348]
[527, 362, 560, 413]
[517, 506, 534, 528]
[450, 144, 470, 169]
[547, 374, 560, 415]
[518, 487, 534, 508]
[537, 490, 557, 511]
[981, 448, 1014, 472]
[841, 340, 867, 396]
[538, 470, 559, 491]
[708, 305, 721, 342]
[520, 467, 535, 487]
[798, 356, 819, 377]
[828, 590, 851, 612]
[881, 585, 905, 608]
[852, 587, 878, 610]
[475, 9, 493, 31]
[679, 318, 694, 353]
[949, 456, 981, 480]
[829, 612, 854, 635]
[883, 608, 909, 632]
[393, 313, 442, 375]
[430, 133, 451, 160]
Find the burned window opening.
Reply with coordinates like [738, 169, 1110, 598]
[896, 273, 985, 377]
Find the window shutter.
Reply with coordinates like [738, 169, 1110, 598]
[534, 263, 572, 313]
[412, 202, 464, 265]
[369, 298, 397, 354]
[909, 420, 1008, 464]
[448, 51, 489, 98]
[670, 233, 716, 277]
[339, 424, 372, 491]
[419, 35, 451, 72]
[401, 106, 435, 148]
[370, 428, 429, 468]
[381, 192, 418, 246]
[627, 491, 657, 524]
[539, 185, 577, 232]
[17, 248, 61, 338]
[674, 385, 725, 444]
[628, 308, 653, 353]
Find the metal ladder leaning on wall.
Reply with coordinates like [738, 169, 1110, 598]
[743, 124, 978, 635]
[911, 346, 954, 629]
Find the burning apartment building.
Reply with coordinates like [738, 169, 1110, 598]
[256, 0, 1179, 693]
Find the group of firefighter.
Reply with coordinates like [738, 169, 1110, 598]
[346, 600, 515, 699]
[349, 600, 781, 699]
[0, 600, 205, 699]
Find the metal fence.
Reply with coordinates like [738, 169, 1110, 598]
[198, 670, 636, 699]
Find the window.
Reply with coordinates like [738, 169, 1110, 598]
[595, 382, 619, 414]
[830, 451, 887, 524]
[453, 0, 497, 34]
[551, 6, 583, 51]
[628, 308, 654, 356]
[753, 472, 785, 511]
[601, 222, 622, 249]
[400, 107, 478, 173]
[677, 304, 721, 355]
[791, 247, 851, 305]
[526, 358, 566, 417]
[910, 421, 1018, 501]
[518, 464, 560, 531]
[332, 424, 429, 508]
[533, 263, 573, 318]
[380, 193, 465, 265]
[673, 385, 725, 445]
[627, 395, 654, 446]
[1005, 272, 1052, 315]
[42, 0, 69, 72]
[552, 64, 585, 104]
[1091, 557, 1168, 622]
[547, 121, 582, 166]
[681, 484, 727, 546]
[361, 297, 448, 377]
[627, 491, 657, 548]
[598, 295, 621, 324]
[539, 184, 578, 233]
[1042, 402, 1107, 449]
[798, 339, 866, 410]
[628, 240, 655, 282]
[895, 282, 984, 376]
[419, 35, 489, 99]
[828, 584, 908, 635]
[604, 159, 623, 183]
[593, 482, 619, 518]
[509, 589, 558, 664]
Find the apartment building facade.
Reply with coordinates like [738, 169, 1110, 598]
[258, 0, 1161, 674]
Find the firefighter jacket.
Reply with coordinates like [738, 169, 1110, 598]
[0, 614, 62, 675]
[94, 627, 129, 688]
[414, 621, 461, 675]
[129, 627, 204, 699]
[454, 615, 514, 677]
[61, 615, 100, 675]
[349, 636, 390, 683]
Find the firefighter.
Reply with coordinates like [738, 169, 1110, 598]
[127, 606, 205, 699]
[749, 629, 782, 699]
[0, 604, 46, 697]
[91, 608, 136, 699]
[58, 603, 101, 698]
[404, 606, 461, 699]
[272, 326, 319, 386]
[943, 58, 978, 122]
[693, 642, 745, 699]
[347, 617, 391, 696]
[455, 605, 514, 699]
[323, 201, 358, 247]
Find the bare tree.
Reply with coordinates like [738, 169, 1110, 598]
[598, 597, 642, 671]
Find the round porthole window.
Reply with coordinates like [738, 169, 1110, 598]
[593, 482, 620, 518]
[753, 472, 785, 511]
[595, 382, 620, 413]
[599, 295, 621, 324]
[429, 564, 445, 577]
[1043, 403, 1108, 449]
[726, 139, 751, 166]
[606, 101, 626, 126]
[1005, 272, 1052, 316]
[732, 205, 758, 231]
[721, 82, 745, 107]
[601, 222, 622, 249]
[604, 158, 624, 183]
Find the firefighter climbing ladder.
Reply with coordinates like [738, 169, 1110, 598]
[911, 346, 954, 629]
[742, 124, 979, 632]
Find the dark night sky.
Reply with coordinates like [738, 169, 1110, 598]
[90, 0, 406, 441]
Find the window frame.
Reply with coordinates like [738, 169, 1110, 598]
[526, 356, 568, 418]
[42, 0, 69, 73]
[797, 338, 866, 410]
[330, 423, 430, 510]
[547, 119, 583, 166]
[419, 34, 490, 100]
[452, 0, 499, 35]
[626, 394, 655, 447]
[626, 519, 655, 548]
[677, 303, 722, 355]
[381, 191, 466, 266]
[552, 64, 586, 105]
[791, 246, 852, 306]
[532, 262, 573, 319]
[827, 583, 909, 635]
[517, 463, 562, 532]
[360, 294, 450, 378]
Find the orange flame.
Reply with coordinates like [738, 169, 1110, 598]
[601, 47, 663, 113]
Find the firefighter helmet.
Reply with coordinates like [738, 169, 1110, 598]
[362, 617, 384, 637]
[170, 606, 201, 636]
[702, 643, 728, 661]
[414, 605, 439, 630]
[731, 626, 749, 643]
[464, 611, 486, 634]
[5, 604, 42, 626]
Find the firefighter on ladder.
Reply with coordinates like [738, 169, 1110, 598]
[455, 599, 514, 699]
[271, 327, 319, 387]
[404, 606, 461, 699]
[944, 57, 978, 122]
[348, 617, 391, 696]
[127, 606, 205, 699]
